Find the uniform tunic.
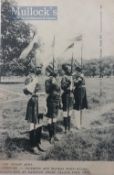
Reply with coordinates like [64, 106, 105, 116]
[73, 76, 88, 110]
[45, 77, 61, 118]
[61, 76, 74, 111]
[25, 95, 40, 124]
[24, 76, 43, 125]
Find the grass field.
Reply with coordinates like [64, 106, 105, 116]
[0, 76, 114, 160]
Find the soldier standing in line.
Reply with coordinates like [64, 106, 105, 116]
[24, 65, 45, 154]
[73, 69, 88, 129]
[45, 64, 61, 143]
[61, 64, 74, 133]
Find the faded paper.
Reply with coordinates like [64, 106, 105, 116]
[0, 0, 114, 174]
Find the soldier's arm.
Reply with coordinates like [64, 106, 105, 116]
[45, 79, 51, 94]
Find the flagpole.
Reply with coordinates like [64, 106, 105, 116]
[99, 5, 103, 97]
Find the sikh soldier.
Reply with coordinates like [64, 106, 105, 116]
[61, 64, 74, 133]
[45, 64, 61, 143]
[23, 65, 45, 154]
[73, 69, 88, 129]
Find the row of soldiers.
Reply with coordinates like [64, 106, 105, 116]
[23, 63, 88, 154]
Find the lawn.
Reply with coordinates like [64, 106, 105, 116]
[0, 76, 114, 160]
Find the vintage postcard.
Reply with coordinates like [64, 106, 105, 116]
[0, 0, 114, 174]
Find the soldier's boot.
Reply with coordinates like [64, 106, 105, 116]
[36, 127, 45, 152]
[63, 117, 68, 133]
[29, 130, 39, 154]
[48, 124, 53, 143]
[67, 116, 71, 131]
[52, 122, 59, 141]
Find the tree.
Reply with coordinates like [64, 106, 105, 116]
[1, 0, 36, 75]
[112, 64, 114, 76]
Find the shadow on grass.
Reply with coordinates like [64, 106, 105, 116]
[5, 137, 31, 153]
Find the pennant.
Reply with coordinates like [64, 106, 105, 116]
[75, 35, 82, 41]
[65, 42, 74, 51]
[19, 32, 38, 60]
[71, 35, 82, 42]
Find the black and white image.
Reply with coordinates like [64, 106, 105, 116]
[0, 0, 114, 165]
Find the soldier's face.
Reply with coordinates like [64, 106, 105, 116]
[36, 67, 42, 75]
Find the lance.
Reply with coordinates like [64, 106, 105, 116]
[70, 52, 74, 90]
[53, 56, 55, 75]
[71, 53, 74, 75]
[51, 35, 55, 75]
[52, 36, 55, 123]
[80, 40, 83, 127]
[67, 53, 74, 118]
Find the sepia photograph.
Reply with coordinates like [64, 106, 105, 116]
[0, 0, 114, 174]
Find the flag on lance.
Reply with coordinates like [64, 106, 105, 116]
[71, 34, 83, 42]
[65, 42, 74, 51]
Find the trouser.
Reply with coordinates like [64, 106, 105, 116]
[63, 117, 71, 131]
[63, 111, 72, 132]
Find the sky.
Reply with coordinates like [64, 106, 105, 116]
[17, 0, 114, 65]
